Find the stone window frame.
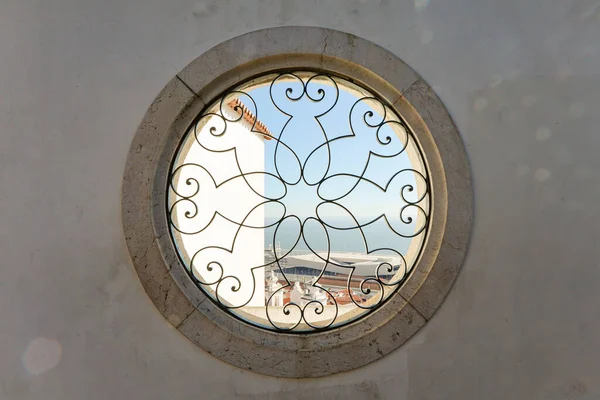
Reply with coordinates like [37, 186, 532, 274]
[122, 26, 473, 378]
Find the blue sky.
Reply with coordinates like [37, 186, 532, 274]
[243, 77, 422, 224]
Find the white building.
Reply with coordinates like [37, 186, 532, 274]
[171, 97, 272, 307]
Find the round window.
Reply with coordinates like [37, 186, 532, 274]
[168, 71, 430, 332]
[122, 27, 472, 377]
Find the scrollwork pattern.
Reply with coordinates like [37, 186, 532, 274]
[167, 71, 431, 332]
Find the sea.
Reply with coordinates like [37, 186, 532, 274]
[263, 216, 412, 256]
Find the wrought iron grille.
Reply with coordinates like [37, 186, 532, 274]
[167, 71, 431, 332]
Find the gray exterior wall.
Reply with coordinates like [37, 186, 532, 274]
[1, 1, 599, 399]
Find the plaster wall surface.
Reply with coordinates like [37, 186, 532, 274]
[1, 1, 599, 399]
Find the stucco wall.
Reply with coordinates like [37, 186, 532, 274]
[1, 1, 599, 399]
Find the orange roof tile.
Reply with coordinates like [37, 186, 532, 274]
[227, 98, 273, 140]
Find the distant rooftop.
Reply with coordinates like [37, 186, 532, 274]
[227, 98, 273, 140]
